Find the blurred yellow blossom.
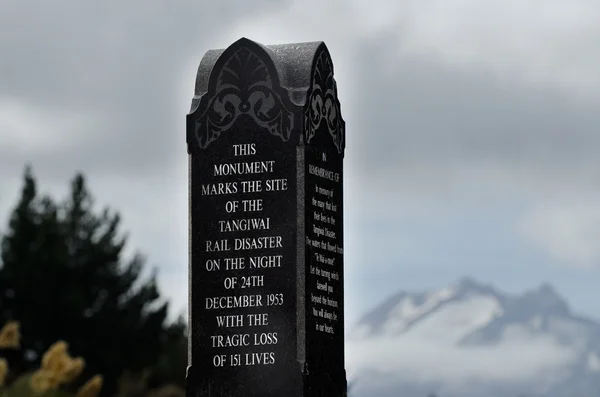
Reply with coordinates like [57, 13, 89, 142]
[61, 357, 85, 383]
[0, 321, 20, 349]
[76, 375, 103, 397]
[0, 323, 93, 394]
[30, 369, 61, 394]
[42, 341, 68, 369]
[0, 358, 8, 386]
[40, 341, 85, 384]
[46, 353, 71, 380]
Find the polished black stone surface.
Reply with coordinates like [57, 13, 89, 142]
[186, 37, 346, 397]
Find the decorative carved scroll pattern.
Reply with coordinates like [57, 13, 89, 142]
[305, 51, 345, 153]
[194, 47, 294, 149]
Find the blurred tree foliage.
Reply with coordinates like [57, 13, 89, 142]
[0, 167, 187, 396]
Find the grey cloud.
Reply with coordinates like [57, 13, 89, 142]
[0, 0, 291, 180]
[346, 32, 600, 178]
[4, 0, 598, 189]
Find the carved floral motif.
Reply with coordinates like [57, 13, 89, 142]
[304, 50, 345, 153]
[194, 47, 294, 150]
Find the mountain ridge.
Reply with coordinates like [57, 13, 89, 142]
[347, 277, 600, 397]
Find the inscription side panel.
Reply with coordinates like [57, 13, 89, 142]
[303, 46, 346, 397]
[304, 137, 345, 396]
[190, 113, 298, 397]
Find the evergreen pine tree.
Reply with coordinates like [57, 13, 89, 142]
[0, 167, 180, 395]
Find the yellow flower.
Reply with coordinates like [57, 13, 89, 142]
[40, 341, 85, 384]
[0, 358, 8, 386]
[61, 357, 85, 383]
[30, 369, 61, 394]
[41, 341, 68, 370]
[0, 321, 20, 349]
[76, 375, 103, 397]
[47, 354, 71, 379]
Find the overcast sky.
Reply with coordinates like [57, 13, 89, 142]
[1, 0, 600, 331]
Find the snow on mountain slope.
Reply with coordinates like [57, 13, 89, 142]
[380, 285, 459, 335]
[347, 278, 600, 397]
[587, 352, 600, 372]
[351, 277, 503, 338]
[405, 292, 502, 344]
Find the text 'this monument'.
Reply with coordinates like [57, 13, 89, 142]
[186, 38, 346, 397]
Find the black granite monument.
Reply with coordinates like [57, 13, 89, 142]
[186, 38, 346, 397]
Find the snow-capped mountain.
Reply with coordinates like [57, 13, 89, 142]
[346, 277, 600, 397]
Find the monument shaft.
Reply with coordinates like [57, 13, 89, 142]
[186, 38, 346, 397]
